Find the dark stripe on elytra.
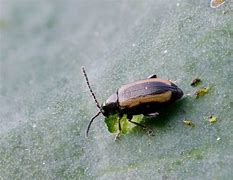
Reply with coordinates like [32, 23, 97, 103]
[120, 82, 176, 99]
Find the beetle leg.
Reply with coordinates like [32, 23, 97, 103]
[127, 115, 154, 136]
[115, 114, 123, 141]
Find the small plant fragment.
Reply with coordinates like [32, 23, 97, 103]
[104, 114, 118, 133]
[210, 0, 225, 8]
[208, 115, 217, 124]
[183, 119, 195, 127]
[104, 114, 143, 134]
[195, 86, 210, 98]
[191, 78, 201, 87]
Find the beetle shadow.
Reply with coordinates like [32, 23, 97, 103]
[141, 99, 187, 129]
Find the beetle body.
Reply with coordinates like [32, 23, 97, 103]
[102, 78, 183, 117]
[82, 67, 183, 139]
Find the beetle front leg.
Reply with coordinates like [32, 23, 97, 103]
[127, 115, 154, 137]
[115, 114, 123, 141]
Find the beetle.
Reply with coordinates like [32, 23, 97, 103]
[82, 67, 183, 140]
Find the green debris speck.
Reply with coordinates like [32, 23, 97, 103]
[208, 115, 217, 124]
[195, 86, 210, 98]
[190, 78, 201, 87]
[183, 119, 195, 127]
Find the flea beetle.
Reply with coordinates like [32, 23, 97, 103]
[82, 67, 183, 140]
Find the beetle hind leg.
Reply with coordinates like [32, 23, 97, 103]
[127, 115, 154, 137]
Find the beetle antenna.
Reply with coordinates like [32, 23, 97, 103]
[81, 66, 101, 109]
[85, 111, 102, 138]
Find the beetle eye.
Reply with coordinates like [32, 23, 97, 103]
[101, 106, 108, 116]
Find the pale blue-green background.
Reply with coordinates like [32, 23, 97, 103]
[0, 0, 233, 179]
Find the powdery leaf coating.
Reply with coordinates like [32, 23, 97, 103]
[0, 0, 232, 179]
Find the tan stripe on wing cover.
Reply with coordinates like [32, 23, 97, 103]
[119, 91, 172, 108]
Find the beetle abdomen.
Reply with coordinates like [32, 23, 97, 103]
[118, 78, 176, 108]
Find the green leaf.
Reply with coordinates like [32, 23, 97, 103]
[1, 0, 233, 179]
[104, 114, 144, 134]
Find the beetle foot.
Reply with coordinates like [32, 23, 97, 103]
[114, 132, 121, 142]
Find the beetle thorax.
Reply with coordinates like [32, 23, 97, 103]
[101, 93, 119, 116]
